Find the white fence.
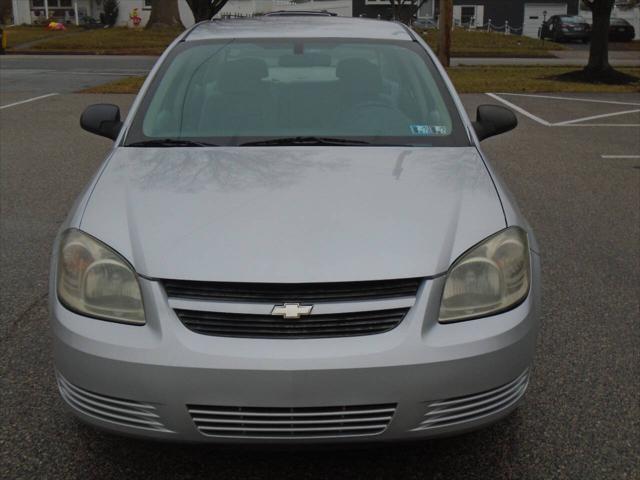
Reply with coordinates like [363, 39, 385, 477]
[454, 18, 524, 35]
[455, 7, 640, 40]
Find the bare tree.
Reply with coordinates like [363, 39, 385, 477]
[581, 0, 617, 73]
[437, 0, 453, 67]
[0, 0, 12, 24]
[388, 0, 430, 23]
[552, 0, 638, 83]
[146, 0, 184, 29]
[186, 0, 230, 22]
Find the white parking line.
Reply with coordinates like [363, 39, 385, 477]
[486, 93, 552, 126]
[559, 124, 640, 127]
[601, 155, 640, 159]
[57, 72, 140, 76]
[0, 93, 59, 110]
[487, 93, 640, 127]
[555, 109, 640, 126]
[496, 93, 640, 107]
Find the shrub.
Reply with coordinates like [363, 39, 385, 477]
[101, 0, 119, 27]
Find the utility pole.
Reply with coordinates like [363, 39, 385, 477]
[438, 0, 453, 67]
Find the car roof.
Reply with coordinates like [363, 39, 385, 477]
[263, 10, 338, 16]
[187, 17, 414, 42]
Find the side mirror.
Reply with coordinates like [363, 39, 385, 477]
[472, 105, 518, 142]
[80, 104, 122, 140]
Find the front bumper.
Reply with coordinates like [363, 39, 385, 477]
[50, 253, 541, 443]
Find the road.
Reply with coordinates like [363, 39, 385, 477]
[0, 81, 639, 478]
[0, 55, 154, 95]
[1, 51, 638, 97]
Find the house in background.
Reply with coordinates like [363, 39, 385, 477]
[351, 1, 585, 31]
[430, 0, 637, 39]
[9, 0, 352, 26]
[433, 0, 580, 37]
[10, 0, 195, 26]
[8, 0, 636, 38]
[352, 0, 435, 20]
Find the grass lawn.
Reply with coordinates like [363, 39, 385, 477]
[448, 66, 640, 93]
[82, 66, 640, 95]
[22, 26, 183, 54]
[2, 25, 80, 49]
[610, 40, 640, 51]
[421, 28, 565, 58]
[83, 75, 147, 94]
[7, 25, 564, 57]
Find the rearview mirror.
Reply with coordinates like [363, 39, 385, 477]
[472, 105, 518, 141]
[80, 104, 122, 140]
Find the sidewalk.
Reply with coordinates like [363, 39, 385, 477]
[453, 55, 640, 66]
[453, 47, 640, 66]
[9, 31, 84, 51]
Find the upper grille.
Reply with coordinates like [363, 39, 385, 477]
[162, 278, 423, 303]
[188, 403, 397, 439]
[176, 308, 408, 338]
[412, 369, 530, 431]
[56, 373, 171, 432]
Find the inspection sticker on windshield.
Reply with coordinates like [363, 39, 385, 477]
[410, 125, 448, 136]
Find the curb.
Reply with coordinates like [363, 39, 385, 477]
[5, 49, 161, 56]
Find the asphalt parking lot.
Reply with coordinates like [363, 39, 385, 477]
[1, 89, 638, 479]
[0, 55, 153, 95]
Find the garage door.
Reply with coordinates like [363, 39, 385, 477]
[523, 3, 567, 38]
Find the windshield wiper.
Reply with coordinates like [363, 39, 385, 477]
[127, 139, 219, 148]
[239, 136, 372, 147]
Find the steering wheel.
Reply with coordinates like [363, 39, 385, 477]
[339, 100, 412, 134]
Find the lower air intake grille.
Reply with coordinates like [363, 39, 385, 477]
[188, 403, 397, 438]
[412, 369, 530, 431]
[57, 374, 170, 432]
[176, 308, 408, 339]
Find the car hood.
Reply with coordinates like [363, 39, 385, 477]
[80, 147, 505, 282]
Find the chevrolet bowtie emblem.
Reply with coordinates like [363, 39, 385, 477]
[271, 303, 313, 319]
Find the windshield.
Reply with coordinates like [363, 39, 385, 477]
[125, 38, 468, 147]
[560, 16, 587, 23]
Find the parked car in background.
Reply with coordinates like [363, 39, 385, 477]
[541, 15, 591, 43]
[51, 16, 540, 444]
[412, 17, 438, 31]
[609, 18, 635, 42]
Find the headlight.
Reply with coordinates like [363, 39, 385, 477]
[57, 229, 145, 325]
[439, 227, 530, 323]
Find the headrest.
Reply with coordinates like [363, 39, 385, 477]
[218, 58, 269, 92]
[336, 58, 383, 92]
[279, 53, 332, 67]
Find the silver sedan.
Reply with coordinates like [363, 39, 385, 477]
[50, 16, 540, 443]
